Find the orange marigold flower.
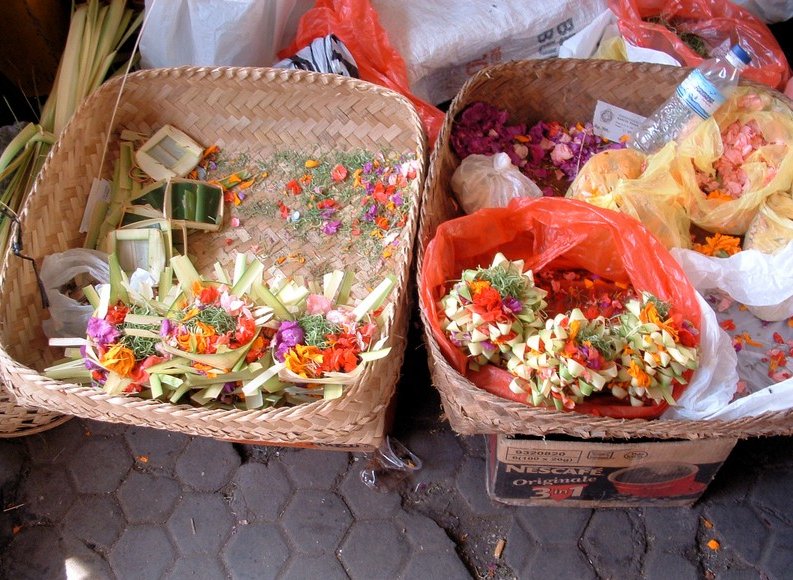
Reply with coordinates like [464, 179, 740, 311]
[101, 344, 136, 377]
[693, 233, 742, 258]
[627, 360, 651, 388]
[284, 344, 324, 378]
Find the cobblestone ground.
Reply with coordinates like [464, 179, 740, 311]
[2, 318, 793, 579]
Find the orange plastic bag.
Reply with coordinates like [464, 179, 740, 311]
[609, 0, 791, 90]
[420, 197, 702, 419]
[280, 0, 444, 146]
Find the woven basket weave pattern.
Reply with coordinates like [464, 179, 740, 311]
[0, 66, 426, 449]
[418, 58, 793, 440]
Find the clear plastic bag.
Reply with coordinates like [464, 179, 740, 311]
[451, 152, 543, 214]
[41, 249, 110, 339]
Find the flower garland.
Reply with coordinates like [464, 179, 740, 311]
[437, 257, 700, 411]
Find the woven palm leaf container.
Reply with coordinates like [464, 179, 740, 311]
[0, 387, 69, 437]
[418, 58, 793, 440]
[0, 66, 426, 450]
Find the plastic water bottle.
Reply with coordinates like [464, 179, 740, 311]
[630, 44, 752, 155]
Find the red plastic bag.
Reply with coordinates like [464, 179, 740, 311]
[419, 197, 702, 419]
[609, 0, 791, 90]
[280, 0, 444, 146]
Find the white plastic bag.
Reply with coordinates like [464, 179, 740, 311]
[451, 153, 543, 214]
[140, 0, 299, 68]
[559, 9, 681, 65]
[662, 243, 793, 420]
[41, 249, 110, 339]
[661, 292, 739, 421]
[373, 0, 607, 103]
[671, 241, 793, 322]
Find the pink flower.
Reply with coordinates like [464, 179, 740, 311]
[306, 294, 332, 315]
[550, 143, 573, 165]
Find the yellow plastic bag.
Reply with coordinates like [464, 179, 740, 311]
[567, 145, 693, 248]
[678, 86, 793, 235]
[744, 191, 793, 255]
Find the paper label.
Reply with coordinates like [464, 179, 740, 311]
[676, 69, 725, 120]
[592, 100, 646, 143]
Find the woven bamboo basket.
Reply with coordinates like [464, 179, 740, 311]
[418, 58, 793, 440]
[0, 66, 426, 451]
[0, 387, 69, 437]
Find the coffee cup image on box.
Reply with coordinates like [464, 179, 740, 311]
[607, 462, 704, 497]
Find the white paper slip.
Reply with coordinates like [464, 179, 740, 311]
[592, 100, 646, 143]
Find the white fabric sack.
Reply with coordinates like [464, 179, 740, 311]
[140, 0, 298, 68]
[451, 153, 543, 214]
[372, 0, 607, 104]
[41, 249, 110, 339]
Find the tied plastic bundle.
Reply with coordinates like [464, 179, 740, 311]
[678, 87, 793, 235]
[451, 153, 543, 214]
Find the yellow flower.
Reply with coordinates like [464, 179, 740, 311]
[284, 344, 324, 378]
[101, 344, 136, 377]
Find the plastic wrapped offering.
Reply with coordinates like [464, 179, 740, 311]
[451, 152, 543, 214]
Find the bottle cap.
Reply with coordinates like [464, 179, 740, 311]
[730, 44, 752, 65]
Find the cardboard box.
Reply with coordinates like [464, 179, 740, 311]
[486, 434, 737, 507]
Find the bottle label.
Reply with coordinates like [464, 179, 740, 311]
[676, 70, 725, 120]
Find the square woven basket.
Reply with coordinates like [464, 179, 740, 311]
[418, 58, 793, 440]
[0, 66, 426, 451]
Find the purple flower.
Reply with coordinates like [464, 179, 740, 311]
[320, 207, 337, 219]
[392, 193, 403, 206]
[237, 191, 246, 201]
[87, 317, 120, 345]
[363, 162, 373, 173]
[222, 381, 237, 393]
[160, 318, 173, 337]
[273, 320, 305, 362]
[80, 345, 103, 371]
[363, 205, 378, 222]
[322, 220, 342, 235]
[502, 296, 522, 314]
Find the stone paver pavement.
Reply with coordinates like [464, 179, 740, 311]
[2, 319, 793, 578]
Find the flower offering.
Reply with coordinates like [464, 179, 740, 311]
[437, 255, 700, 412]
[46, 252, 395, 409]
[438, 253, 547, 369]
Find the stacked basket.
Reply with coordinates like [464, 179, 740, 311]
[417, 58, 793, 440]
[0, 66, 426, 450]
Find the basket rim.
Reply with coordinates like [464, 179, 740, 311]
[0, 64, 427, 442]
[416, 57, 793, 439]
